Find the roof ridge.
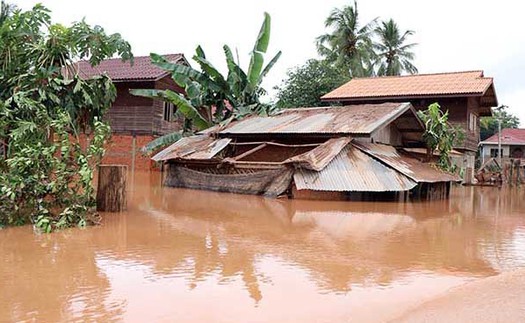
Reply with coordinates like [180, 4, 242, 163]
[352, 70, 485, 80]
[284, 102, 407, 112]
[76, 53, 183, 64]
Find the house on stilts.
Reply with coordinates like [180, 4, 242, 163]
[153, 102, 459, 201]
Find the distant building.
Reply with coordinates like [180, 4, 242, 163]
[76, 54, 189, 170]
[321, 71, 499, 174]
[479, 128, 525, 163]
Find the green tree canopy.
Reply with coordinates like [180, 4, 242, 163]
[316, 1, 418, 77]
[373, 19, 418, 76]
[275, 59, 350, 109]
[316, 1, 376, 77]
[0, 1, 132, 231]
[480, 107, 520, 140]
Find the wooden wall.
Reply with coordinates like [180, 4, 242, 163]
[342, 97, 482, 152]
[153, 76, 186, 136]
[106, 81, 155, 135]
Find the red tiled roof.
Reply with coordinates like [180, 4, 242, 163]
[321, 71, 495, 101]
[75, 54, 185, 81]
[481, 128, 525, 145]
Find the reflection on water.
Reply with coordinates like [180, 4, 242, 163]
[1, 172, 525, 322]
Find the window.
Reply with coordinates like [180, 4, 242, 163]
[163, 101, 175, 122]
[469, 113, 478, 132]
[490, 148, 499, 158]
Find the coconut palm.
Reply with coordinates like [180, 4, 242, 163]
[316, 1, 376, 77]
[373, 19, 418, 76]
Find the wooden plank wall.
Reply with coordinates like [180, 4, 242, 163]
[153, 76, 185, 136]
[106, 81, 155, 135]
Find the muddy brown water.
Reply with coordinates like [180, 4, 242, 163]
[1, 172, 525, 322]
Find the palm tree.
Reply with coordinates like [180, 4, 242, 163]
[373, 19, 418, 76]
[316, 1, 376, 77]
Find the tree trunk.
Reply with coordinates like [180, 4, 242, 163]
[96, 165, 127, 212]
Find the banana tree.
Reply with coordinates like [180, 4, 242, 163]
[131, 12, 281, 154]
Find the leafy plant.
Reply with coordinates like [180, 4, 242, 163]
[0, 1, 132, 231]
[132, 12, 281, 154]
[417, 103, 464, 172]
[275, 59, 350, 109]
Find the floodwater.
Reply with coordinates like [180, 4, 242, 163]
[1, 172, 525, 323]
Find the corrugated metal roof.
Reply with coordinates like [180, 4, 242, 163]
[152, 136, 231, 162]
[321, 70, 495, 101]
[294, 146, 416, 192]
[354, 142, 461, 183]
[218, 103, 412, 135]
[285, 137, 352, 171]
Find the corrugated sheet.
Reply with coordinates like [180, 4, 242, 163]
[321, 70, 494, 101]
[354, 142, 461, 183]
[294, 146, 416, 192]
[218, 103, 411, 135]
[152, 136, 231, 162]
[285, 137, 352, 171]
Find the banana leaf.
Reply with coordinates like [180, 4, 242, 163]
[256, 50, 281, 87]
[247, 12, 271, 86]
[130, 89, 210, 130]
[140, 131, 182, 155]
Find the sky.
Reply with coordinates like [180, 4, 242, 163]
[13, 0, 525, 125]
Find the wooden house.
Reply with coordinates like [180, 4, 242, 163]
[76, 54, 189, 170]
[154, 103, 459, 201]
[320, 71, 499, 176]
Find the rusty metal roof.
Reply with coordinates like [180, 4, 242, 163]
[321, 70, 496, 102]
[294, 146, 417, 192]
[152, 136, 231, 162]
[218, 103, 413, 136]
[285, 137, 352, 171]
[354, 142, 461, 183]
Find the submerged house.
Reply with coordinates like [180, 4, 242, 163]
[320, 71, 499, 177]
[153, 103, 459, 201]
[75, 54, 189, 170]
[479, 128, 525, 163]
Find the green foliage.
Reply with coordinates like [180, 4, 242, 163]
[373, 19, 418, 76]
[0, 2, 132, 231]
[316, 1, 418, 77]
[417, 103, 464, 172]
[132, 12, 281, 154]
[275, 59, 351, 109]
[316, 1, 376, 77]
[480, 106, 520, 140]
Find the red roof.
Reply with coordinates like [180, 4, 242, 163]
[481, 128, 525, 145]
[74, 54, 185, 81]
[321, 70, 496, 102]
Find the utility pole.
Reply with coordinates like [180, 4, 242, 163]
[498, 117, 502, 166]
[496, 105, 508, 167]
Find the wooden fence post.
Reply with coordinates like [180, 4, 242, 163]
[97, 165, 127, 212]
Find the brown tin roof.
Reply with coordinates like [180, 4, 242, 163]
[354, 142, 461, 183]
[294, 145, 417, 192]
[217, 102, 417, 136]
